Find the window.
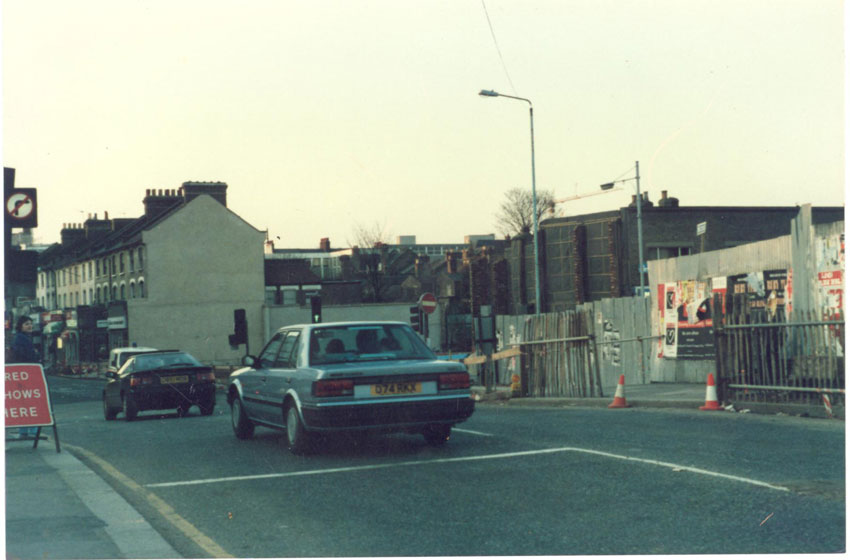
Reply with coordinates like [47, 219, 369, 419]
[129, 251, 135, 271]
[130, 282, 136, 299]
[138, 279, 146, 298]
[119, 253, 125, 273]
[112, 285, 118, 301]
[647, 246, 692, 261]
[258, 333, 285, 369]
[82, 265, 85, 283]
[120, 284, 126, 300]
[89, 262, 93, 279]
[275, 332, 301, 368]
[137, 247, 144, 270]
[96, 260, 100, 277]
[89, 289, 93, 303]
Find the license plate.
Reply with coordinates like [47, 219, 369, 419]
[160, 375, 188, 384]
[370, 382, 421, 396]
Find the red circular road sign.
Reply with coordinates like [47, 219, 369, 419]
[418, 292, 437, 314]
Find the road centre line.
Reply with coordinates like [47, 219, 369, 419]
[145, 446, 791, 493]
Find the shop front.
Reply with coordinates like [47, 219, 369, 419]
[107, 301, 129, 351]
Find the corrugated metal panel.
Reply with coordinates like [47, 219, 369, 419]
[647, 235, 792, 285]
[646, 235, 793, 383]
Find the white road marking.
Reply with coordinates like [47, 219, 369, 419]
[453, 428, 493, 436]
[146, 446, 791, 493]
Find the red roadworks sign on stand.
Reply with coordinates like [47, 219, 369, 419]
[5, 363, 60, 452]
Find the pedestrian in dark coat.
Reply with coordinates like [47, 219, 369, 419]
[10, 315, 39, 438]
[11, 315, 38, 363]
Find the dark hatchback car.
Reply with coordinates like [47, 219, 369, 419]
[227, 321, 475, 453]
[103, 350, 216, 421]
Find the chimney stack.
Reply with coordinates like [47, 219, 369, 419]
[319, 238, 331, 251]
[446, 251, 460, 274]
[143, 188, 182, 218]
[181, 181, 228, 207]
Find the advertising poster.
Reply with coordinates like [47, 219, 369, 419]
[658, 280, 717, 360]
[727, 269, 788, 319]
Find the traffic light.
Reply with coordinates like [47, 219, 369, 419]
[409, 305, 421, 332]
[311, 296, 322, 324]
[232, 309, 247, 345]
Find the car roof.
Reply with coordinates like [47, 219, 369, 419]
[111, 346, 158, 353]
[276, 321, 407, 332]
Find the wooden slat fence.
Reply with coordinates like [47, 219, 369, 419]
[516, 309, 602, 398]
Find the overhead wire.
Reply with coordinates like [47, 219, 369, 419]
[481, 0, 518, 96]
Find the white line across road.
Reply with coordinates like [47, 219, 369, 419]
[145, 446, 791, 493]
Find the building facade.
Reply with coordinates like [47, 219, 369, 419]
[34, 182, 265, 367]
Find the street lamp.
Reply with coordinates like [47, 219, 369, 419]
[600, 161, 646, 296]
[479, 89, 542, 315]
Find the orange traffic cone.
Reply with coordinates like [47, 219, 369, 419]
[699, 373, 724, 411]
[608, 374, 630, 408]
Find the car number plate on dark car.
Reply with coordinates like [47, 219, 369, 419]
[370, 382, 421, 396]
[160, 375, 189, 384]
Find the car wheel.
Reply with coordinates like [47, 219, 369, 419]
[177, 402, 192, 417]
[103, 393, 118, 421]
[230, 396, 254, 440]
[122, 394, 138, 422]
[199, 399, 215, 416]
[285, 403, 312, 454]
[422, 424, 451, 446]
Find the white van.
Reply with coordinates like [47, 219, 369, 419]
[106, 346, 159, 374]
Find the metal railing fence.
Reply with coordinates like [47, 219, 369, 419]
[714, 296, 844, 406]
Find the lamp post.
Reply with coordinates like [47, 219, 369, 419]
[479, 89, 542, 315]
[601, 161, 645, 296]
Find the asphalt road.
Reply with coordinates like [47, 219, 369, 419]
[44, 375, 845, 556]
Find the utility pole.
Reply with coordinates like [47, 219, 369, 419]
[635, 161, 645, 296]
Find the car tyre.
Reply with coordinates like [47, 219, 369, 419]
[122, 394, 138, 422]
[422, 424, 451, 446]
[230, 396, 255, 439]
[177, 402, 192, 417]
[285, 403, 312, 454]
[103, 393, 118, 421]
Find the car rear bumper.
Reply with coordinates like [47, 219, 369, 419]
[301, 396, 475, 431]
[130, 384, 216, 411]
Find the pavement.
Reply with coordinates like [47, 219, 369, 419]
[5, 380, 842, 559]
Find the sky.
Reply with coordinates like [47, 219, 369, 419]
[2, 0, 846, 249]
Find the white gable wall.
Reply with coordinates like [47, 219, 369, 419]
[128, 195, 265, 365]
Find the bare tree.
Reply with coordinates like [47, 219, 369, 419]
[348, 221, 393, 302]
[347, 221, 391, 249]
[495, 187, 556, 237]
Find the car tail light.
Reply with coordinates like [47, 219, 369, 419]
[439, 372, 470, 390]
[130, 376, 153, 387]
[196, 371, 215, 381]
[313, 379, 354, 397]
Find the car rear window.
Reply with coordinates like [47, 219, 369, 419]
[133, 352, 202, 371]
[309, 324, 434, 365]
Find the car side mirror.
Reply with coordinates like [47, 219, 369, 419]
[105, 371, 117, 379]
[242, 355, 258, 369]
